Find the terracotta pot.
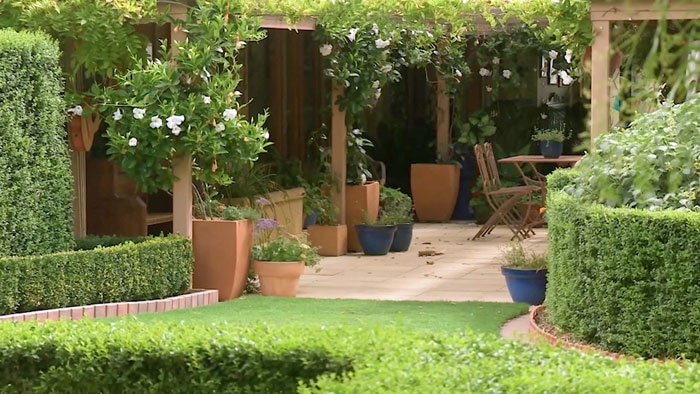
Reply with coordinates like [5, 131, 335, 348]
[68, 113, 101, 151]
[410, 163, 460, 222]
[192, 219, 253, 301]
[345, 181, 380, 252]
[254, 261, 305, 297]
[307, 224, 347, 256]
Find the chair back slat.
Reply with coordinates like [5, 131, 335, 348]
[474, 143, 500, 193]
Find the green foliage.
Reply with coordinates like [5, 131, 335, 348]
[455, 110, 497, 146]
[564, 96, 700, 211]
[0, 235, 193, 315]
[74, 235, 149, 251]
[0, 29, 74, 256]
[546, 191, 700, 359]
[252, 234, 320, 268]
[100, 0, 271, 193]
[531, 127, 570, 142]
[379, 186, 413, 224]
[500, 241, 547, 270]
[306, 191, 339, 226]
[546, 167, 579, 192]
[0, 320, 697, 393]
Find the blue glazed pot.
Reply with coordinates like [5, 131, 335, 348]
[539, 140, 563, 158]
[355, 224, 397, 255]
[390, 223, 414, 252]
[303, 210, 318, 229]
[501, 267, 548, 305]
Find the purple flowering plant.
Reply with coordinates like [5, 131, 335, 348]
[251, 199, 320, 267]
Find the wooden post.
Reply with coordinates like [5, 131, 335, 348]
[436, 75, 450, 160]
[168, 3, 192, 238]
[288, 31, 304, 160]
[172, 155, 192, 237]
[331, 83, 347, 224]
[590, 20, 611, 145]
[71, 151, 87, 237]
[269, 30, 287, 156]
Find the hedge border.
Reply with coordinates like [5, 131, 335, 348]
[0, 289, 218, 323]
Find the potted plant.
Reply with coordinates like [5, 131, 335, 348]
[355, 211, 397, 256]
[379, 186, 415, 252]
[345, 129, 381, 252]
[531, 127, 569, 159]
[252, 218, 320, 297]
[500, 241, 548, 305]
[191, 197, 260, 301]
[306, 195, 347, 257]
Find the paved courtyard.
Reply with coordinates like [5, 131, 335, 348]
[298, 222, 548, 302]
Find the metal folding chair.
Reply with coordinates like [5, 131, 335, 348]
[472, 143, 540, 240]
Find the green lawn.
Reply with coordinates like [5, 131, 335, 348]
[111, 296, 528, 334]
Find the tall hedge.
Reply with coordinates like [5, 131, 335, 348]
[0, 29, 74, 256]
[546, 191, 700, 359]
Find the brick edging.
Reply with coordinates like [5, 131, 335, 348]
[0, 289, 219, 323]
[528, 305, 686, 365]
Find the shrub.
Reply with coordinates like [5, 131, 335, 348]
[564, 95, 700, 211]
[0, 321, 697, 393]
[0, 29, 74, 256]
[74, 235, 150, 251]
[0, 235, 193, 314]
[545, 191, 700, 359]
[546, 167, 578, 192]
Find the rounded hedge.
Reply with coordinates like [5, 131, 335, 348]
[546, 190, 700, 359]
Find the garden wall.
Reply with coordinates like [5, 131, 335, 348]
[0, 29, 75, 256]
[545, 189, 700, 359]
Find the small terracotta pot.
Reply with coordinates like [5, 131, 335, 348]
[254, 261, 305, 297]
[307, 224, 347, 256]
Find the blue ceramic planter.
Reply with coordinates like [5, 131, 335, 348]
[303, 211, 318, 229]
[390, 223, 414, 252]
[539, 140, 563, 158]
[355, 224, 397, 255]
[501, 267, 548, 305]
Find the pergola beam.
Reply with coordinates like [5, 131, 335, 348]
[590, 1, 700, 21]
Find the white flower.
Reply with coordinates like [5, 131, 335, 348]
[360, 173, 367, 184]
[203, 96, 211, 104]
[67, 105, 83, 116]
[215, 123, 225, 132]
[372, 24, 379, 35]
[223, 108, 238, 121]
[565, 49, 573, 64]
[234, 91, 242, 97]
[347, 28, 359, 41]
[380, 64, 392, 73]
[149, 116, 162, 129]
[548, 50, 558, 60]
[455, 69, 463, 78]
[372, 80, 380, 89]
[502, 69, 512, 79]
[235, 40, 246, 50]
[375, 38, 390, 49]
[128, 137, 138, 147]
[112, 109, 123, 121]
[263, 131, 270, 140]
[133, 108, 146, 119]
[319, 44, 333, 56]
[485, 86, 493, 92]
[540, 113, 548, 120]
[479, 68, 491, 77]
[559, 70, 574, 85]
[166, 114, 185, 129]
[374, 88, 382, 100]
[492, 57, 500, 64]
[352, 128, 362, 135]
[171, 126, 181, 136]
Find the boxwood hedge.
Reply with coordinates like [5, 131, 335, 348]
[0, 235, 193, 314]
[546, 190, 700, 360]
[0, 29, 75, 256]
[0, 321, 697, 393]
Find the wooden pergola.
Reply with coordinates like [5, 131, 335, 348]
[590, 0, 700, 142]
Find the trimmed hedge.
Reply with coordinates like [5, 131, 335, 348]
[0, 321, 698, 393]
[0, 235, 193, 314]
[0, 29, 75, 256]
[74, 235, 150, 251]
[546, 191, 700, 359]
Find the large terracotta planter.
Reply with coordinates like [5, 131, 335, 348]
[228, 187, 305, 236]
[410, 163, 460, 222]
[307, 224, 347, 256]
[345, 181, 380, 252]
[254, 261, 305, 297]
[192, 219, 253, 301]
